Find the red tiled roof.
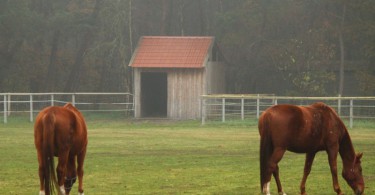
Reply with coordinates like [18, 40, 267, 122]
[129, 36, 214, 68]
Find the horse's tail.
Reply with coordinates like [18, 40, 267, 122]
[42, 111, 58, 195]
[259, 111, 273, 192]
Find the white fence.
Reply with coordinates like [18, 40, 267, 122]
[0, 93, 134, 123]
[4, 93, 375, 127]
[201, 94, 375, 127]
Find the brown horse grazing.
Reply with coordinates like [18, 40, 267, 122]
[259, 102, 364, 195]
[34, 103, 88, 195]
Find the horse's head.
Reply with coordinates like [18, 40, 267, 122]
[342, 153, 364, 195]
[64, 161, 78, 194]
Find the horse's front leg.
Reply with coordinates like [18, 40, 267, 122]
[65, 155, 77, 195]
[57, 152, 69, 195]
[263, 148, 286, 195]
[327, 149, 343, 195]
[300, 152, 316, 195]
[273, 165, 286, 195]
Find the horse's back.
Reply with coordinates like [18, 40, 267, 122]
[259, 104, 328, 152]
[259, 104, 305, 133]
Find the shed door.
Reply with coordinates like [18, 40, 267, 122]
[141, 72, 167, 117]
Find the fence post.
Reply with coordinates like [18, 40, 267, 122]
[256, 94, 260, 119]
[350, 99, 353, 128]
[338, 95, 342, 116]
[30, 94, 33, 122]
[7, 94, 11, 116]
[201, 97, 205, 125]
[241, 98, 244, 120]
[222, 98, 225, 122]
[3, 95, 7, 124]
[72, 94, 76, 106]
[51, 94, 54, 106]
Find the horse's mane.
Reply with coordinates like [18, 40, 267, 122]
[310, 102, 332, 112]
[311, 102, 345, 127]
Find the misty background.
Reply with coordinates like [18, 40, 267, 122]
[0, 0, 374, 96]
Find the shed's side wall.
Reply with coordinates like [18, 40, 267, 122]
[168, 69, 204, 119]
[206, 61, 226, 94]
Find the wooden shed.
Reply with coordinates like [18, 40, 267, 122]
[129, 36, 226, 120]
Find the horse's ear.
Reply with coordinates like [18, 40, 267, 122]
[356, 153, 363, 162]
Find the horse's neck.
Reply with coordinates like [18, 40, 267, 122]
[339, 131, 356, 168]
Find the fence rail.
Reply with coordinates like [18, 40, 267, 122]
[0, 93, 134, 123]
[3, 93, 375, 127]
[201, 94, 375, 127]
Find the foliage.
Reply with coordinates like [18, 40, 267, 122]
[290, 71, 336, 96]
[355, 70, 375, 95]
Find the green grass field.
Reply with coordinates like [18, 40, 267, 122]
[0, 118, 374, 194]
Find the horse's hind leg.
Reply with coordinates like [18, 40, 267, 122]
[77, 150, 87, 195]
[37, 152, 45, 194]
[300, 152, 316, 195]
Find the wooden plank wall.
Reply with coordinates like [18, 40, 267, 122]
[168, 69, 204, 119]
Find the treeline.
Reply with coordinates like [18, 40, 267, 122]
[0, 0, 374, 96]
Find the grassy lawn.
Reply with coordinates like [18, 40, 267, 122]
[0, 118, 374, 194]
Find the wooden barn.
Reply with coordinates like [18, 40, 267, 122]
[129, 36, 226, 120]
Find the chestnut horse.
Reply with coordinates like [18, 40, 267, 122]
[34, 103, 88, 195]
[259, 102, 364, 195]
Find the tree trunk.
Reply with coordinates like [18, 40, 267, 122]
[160, 0, 172, 35]
[64, 31, 92, 92]
[178, 0, 185, 36]
[45, 30, 60, 91]
[128, 0, 133, 54]
[64, 0, 102, 92]
[338, 4, 346, 96]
